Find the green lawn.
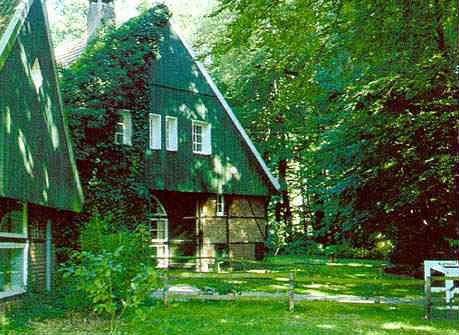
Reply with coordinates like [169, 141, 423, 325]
[3, 301, 458, 335]
[1, 256, 457, 334]
[168, 256, 423, 299]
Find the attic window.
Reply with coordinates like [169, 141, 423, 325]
[149, 114, 161, 150]
[165, 116, 178, 151]
[114, 111, 132, 146]
[31, 59, 43, 94]
[192, 120, 211, 155]
[216, 195, 225, 217]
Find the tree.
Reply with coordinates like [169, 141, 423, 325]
[47, 0, 88, 46]
[198, 0, 458, 266]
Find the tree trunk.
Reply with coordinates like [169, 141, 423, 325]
[275, 159, 293, 238]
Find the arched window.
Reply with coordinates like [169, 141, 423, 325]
[148, 196, 169, 268]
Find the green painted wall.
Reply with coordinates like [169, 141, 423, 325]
[146, 25, 272, 197]
[0, 0, 83, 211]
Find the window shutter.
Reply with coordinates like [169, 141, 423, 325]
[150, 114, 161, 150]
[123, 112, 132, 146]
[166, 116, 178, 151]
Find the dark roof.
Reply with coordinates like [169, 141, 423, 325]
[0, 0, 84, 211]
[57, 10, 280, 193]
[55, 38, 87, 67]
[0, 0, 32, 70]
[163, 24, 281, 192]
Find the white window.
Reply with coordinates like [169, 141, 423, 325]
[31, 58, 43, 94]
[216, 195, 225, 217]
[149, 114, 161, 150]
[165, 116, 178, 151]
[114, 111, 132, 146]
[150, 219, 168, 243]
[192, 120, 211, 155]
[0, 202, 28, 299]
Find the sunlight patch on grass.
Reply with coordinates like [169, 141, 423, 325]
[381, 322, 436, 332]
[247, 269, 269, 274]
[273, 277, 289, 282]
[226, 280, 246, 284]
[268, 284, 288, 290]
[317, 324, 337, 329]
[303, 283, 326, 289]
[328, 262, 375, 268]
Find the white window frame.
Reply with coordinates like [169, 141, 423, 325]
[149, 113, 162, 150]
[114, 111, 132, 146]
[0, 203, 28, 299]
[165, 116, 178, 151]
[150, 218, 168, 243]
[192, 120, 211, 155]
[216, 195, 225, 217]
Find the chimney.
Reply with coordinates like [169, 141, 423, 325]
[87, 0, 115, 41]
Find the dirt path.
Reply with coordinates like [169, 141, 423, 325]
[152, 285, 424, 305]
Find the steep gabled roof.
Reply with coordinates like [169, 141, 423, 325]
[0, 0, 84, 211]
[166, 23, 281, 192]
[56, 6, 280, 194]
[0, 0, 32, 70]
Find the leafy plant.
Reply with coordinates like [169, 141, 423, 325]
[61, 215, 158, 333]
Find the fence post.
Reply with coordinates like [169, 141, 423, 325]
[162, 272, 169, 308]
[375, 267, 383, 304]
[288, 271, 295, 312]
[213, 257, 221, 273]
[424, 275, 432, 320]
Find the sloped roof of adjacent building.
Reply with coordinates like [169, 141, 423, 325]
[55, 38, 87, 68]
[0, 0, 84, 211]
[0, 0, 31, 70]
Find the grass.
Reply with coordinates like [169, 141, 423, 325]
[1, 256, 457, 334]
[2, 301, 458, 334]
[167, 256, 424, 299]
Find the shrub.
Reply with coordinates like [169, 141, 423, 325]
[61, 215, 159, 332]
[282, 237, 323, 257]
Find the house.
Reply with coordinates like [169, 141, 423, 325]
[57, 1, 280, 271]
[0, 0, 84, 301]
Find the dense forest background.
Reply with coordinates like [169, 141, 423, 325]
[49, 0, 459, 270]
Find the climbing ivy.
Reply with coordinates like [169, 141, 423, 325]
[61, 5, 171, 226]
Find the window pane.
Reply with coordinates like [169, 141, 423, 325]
[157, 229, 166, 240]
[122, 113, 132, 146]
[115, 119, 124, 144]
[192, 122, 211, 154]
[0, 210, 23, 235]
[216, 195, 224, 216]
[0, 248, 24, 292]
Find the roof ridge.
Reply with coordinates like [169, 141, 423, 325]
[0, 0, 33, 71]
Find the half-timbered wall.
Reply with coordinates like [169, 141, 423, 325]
[199, 195, 267, 271]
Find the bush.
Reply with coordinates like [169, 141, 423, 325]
[61, 215, 159, 332]
[281, 237, 323, 257]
